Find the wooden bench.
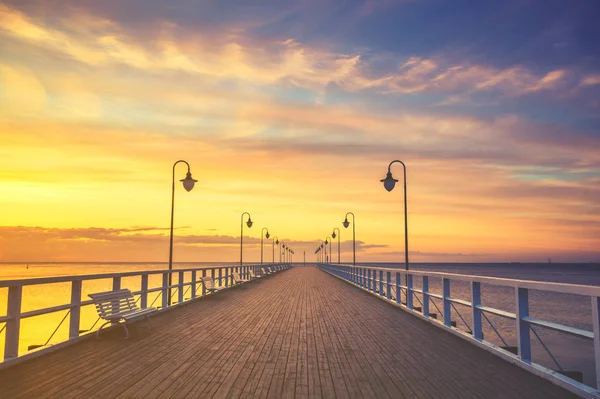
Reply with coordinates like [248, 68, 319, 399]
[202, 276, 219, 294]
[231, 272, 245, 285]
[88, 289, 156, 339]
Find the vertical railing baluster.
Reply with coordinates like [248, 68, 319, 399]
[162, 273, 168, 309]
[191, 271, 197, 299]
[141, 274, 148, 308]
[379, 270, 383, 296]
[4, 285, 22, 360]
[225, 268, 229, 288]
[202, 269, 207, 297]
[516, 287, 531, 362]
[218, 268, 223, 288]
[69, 280, 82, 339]
[112, 277, 121, 323]
[367, 269, 371, 291]
[471, 282, 482, 340]
[396, 272, 400, 304]
[407, 274, 413, 310]
[386, 272, 391, 300]
[178, 272, 184, 303]
[443, 278, 451, 327]
[423, 276, 429, 317]
[592, 296, 600, 390]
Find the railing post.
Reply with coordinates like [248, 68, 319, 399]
[202, 269, 207, 296]
[69, 280, 82, 339]
[367, 269, 371, 291]
[218, 268, 223, 287]
[191, 271, 197, 299]
[162, 273, 168, 309]
[423, 276, 429, 317]
[471, 282, 482, 340]
[4, 285, 22, 360]
[112, 277, 121, 324]
[443, 278, 451, 327]
[407, 274, 413, 310]
[178, 272, 184, 303]
[516, 287, 531, 362]
[225, 268, 229, 288]
[386, 271, 391, 300]
[378, 270, 383, 296]
[361, 268, 365, 288]
[592, 296, 600, 390]
[141, 274, 148, 308]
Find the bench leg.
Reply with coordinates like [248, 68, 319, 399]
[96, 321, 111, 339]
[121, 323, 130, 339]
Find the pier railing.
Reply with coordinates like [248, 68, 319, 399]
[319, 263, 600, 397]
[0, 263, 290, 365]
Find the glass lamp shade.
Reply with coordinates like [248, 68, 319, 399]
[343, 219, 350, 228]
[180, 172, 198, 192]
[325, 239, 328, 245]
[380, 171, 398, 192]
[246, 218, 253, 228]
[275, 239, 279, 244]
[331, 231, 336, 239]
[265, 231, 270, 239]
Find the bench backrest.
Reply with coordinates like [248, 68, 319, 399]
[232, 272, 241, 282]
[89, 289, 137, 319]
[266, 267, 272, 273]
[203, 276, 215, 290]
[249, 269, 256, 278]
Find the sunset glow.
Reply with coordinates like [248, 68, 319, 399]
[1, 0, 599, 263]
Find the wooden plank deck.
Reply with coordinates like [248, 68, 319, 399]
[0, 267, 576, 399]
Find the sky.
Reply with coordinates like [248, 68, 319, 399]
[0, 0, 599, 263]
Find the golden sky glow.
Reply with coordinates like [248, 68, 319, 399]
[0, 1, 599, 263]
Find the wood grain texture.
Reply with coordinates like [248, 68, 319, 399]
[0, 267, 577, 399]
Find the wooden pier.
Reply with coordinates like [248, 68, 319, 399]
[0, 267, 576, 398]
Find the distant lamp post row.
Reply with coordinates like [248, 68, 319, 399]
[168, 160, 198, 306]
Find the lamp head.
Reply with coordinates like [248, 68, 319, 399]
[265, 231, 270, 239]
[380, 171, 398, 192]
[331, 231, 336, 239]
[325, 239, 328, 245]
[181, 171, 197, 192]
[343, 218, 349, 228]
[246, 218, 253, 228]
[275, 239, 279, 244]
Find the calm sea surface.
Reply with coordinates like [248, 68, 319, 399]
[1, 262, 600, 387]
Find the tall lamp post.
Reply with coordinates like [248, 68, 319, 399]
[168, 160, 197, 306]
[272, 236, 279, 264]
[261, 228, 270, 265]
[240, 212, 253, 269]
[331, 228, 341, 264]
[381, 159, 409, 299]
[324, 237, 331, 264]
[343, 212, 356, 265]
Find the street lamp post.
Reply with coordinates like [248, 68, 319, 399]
[331, 228, 341, 264]
[168, 160, 197, 306]
[381, 159, 409, 301]
[261, 228, 270, 265]
[272, 236, 279, 264]
[240, 212, 253, 273]
[343, 212, 356, 265]
[324, 237, 331, 264]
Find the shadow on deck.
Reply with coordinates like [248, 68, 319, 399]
[0, 267, 576, 399]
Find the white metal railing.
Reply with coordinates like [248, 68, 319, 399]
[0, 263, 290, 364]
[318, 263, 600, 398]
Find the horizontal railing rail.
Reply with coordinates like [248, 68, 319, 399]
[0, 263, 291, 364]
[318, 263, 600, 398]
